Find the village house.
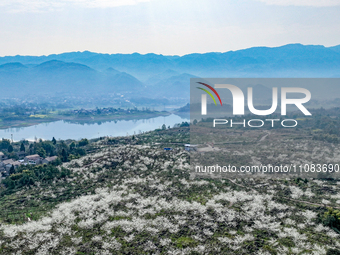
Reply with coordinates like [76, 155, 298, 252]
[16, 151, 27, 159]
[42, 156, 58, 164]
[24, 154, 42, 165]
[0, 159, 21, 174]
[9, 161, 21, 171]
[1, 159, 14, 168]
[184, 144, 197, 151]
[0, 153, 60, 178]
[0, 151, 7, 161]
[0, 159, 13, 174]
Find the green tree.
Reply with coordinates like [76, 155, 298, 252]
[327, 248, 340, 255]
[52, 137, 57, 145]
[9, 152, 18, 160]
[323, 208, 340, 233]
[9, 165, 15, 175]
[29, 143, 34, 154]
[36, 147, 46, 158]
[52, 157, 62, 166]
[78, 138, 89, 147]
[61, 148, 68, 162]
[162, 124, 166, 130]
[74, 148, 86, 156]
[22, 140, 29, 145]
[0, 139, 10, 150]
[8, 144, 13, 153]
[180, 122, 190, 127]
[70, 142, 76, 151]
[40, 141, 55, 156]
[20, 143, 25, 152]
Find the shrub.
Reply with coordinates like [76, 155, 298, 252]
[327, 249, 340, 255]
[323, 208, 340, 233]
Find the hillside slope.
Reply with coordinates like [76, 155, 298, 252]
[0, 128, 339, 254]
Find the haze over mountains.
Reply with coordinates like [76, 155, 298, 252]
[1, 43, 340, 100]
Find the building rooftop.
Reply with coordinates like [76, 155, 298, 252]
[44, 156, 58, 162]
[184, 144, 197, 147]
[25, 154, 40, 159]
[2, 159, 14, 165]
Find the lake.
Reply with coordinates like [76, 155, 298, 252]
[0, 114, 189, 141]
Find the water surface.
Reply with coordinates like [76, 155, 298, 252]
[0, 114, 189, 141]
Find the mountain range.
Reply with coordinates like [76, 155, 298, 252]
[1, 43, 340, 100]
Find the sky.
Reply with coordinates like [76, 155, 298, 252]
[0, 0, 340, 56]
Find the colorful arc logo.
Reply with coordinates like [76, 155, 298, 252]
[196, 82, 223, 106]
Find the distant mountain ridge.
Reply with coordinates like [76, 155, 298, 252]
[34, 60, 94, 72]
[0, 43, 340, 99]
[1, 44, 340, 79]
[0, 62, 28, 71]
[0, 60, 145, 97]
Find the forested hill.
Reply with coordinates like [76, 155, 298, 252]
[0, 44, 340, 98]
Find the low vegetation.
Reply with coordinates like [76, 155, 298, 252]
[0, 127, 339, 254]
[0, 103, 169, 129]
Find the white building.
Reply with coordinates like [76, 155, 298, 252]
[184, 144, 197, 151]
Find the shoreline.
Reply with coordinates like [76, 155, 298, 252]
[0, 111, 171, 130]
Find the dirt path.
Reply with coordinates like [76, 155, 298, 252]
[259, 131, 270, 142]
[82, 156, 105, 167]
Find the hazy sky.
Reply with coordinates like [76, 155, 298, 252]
[0, 0, 340, 56]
